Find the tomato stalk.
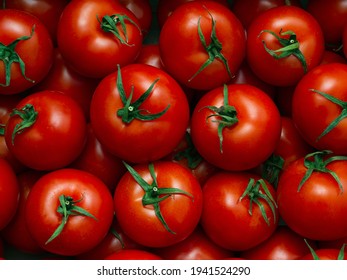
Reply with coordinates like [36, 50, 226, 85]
[239, 178, 278, 226]
[123, 161, 194, 234]
[116, 65, 170, 123]
[9, 104, 38, 144]
[304, 239, 346, 260]
[0, 25, 35, 87]
[259, 29, 307, 73]
[46, 194, 98, 244]
[188, 9, 233, 82]
[173, 132, 203, 169]
[310, 88, 347, 141]
[201, 84, 238, 153]
[298, 150, 347, 192]
[98, 14, 141, 46]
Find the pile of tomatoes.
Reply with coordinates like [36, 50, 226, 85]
[1, 0, 347, 260]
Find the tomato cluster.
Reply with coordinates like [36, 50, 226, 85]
[1, 0, 347, 260]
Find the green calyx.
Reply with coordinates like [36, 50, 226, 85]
[116, 65, 170, 124]
[123, 161, 194, 234]
[305, 239, 346, 260]
[0, 25, 35, 87]
[298, 150, 347, 193]
[46, 194, 98, 244]
[259, 29, 307, 73]
[188, 10, 233, 83]
[173, 132, 203, 169]
[239, 178, 278, 226]
[310, 88, 347, 141]
[98, 14, 141, 46]
[201, 84, 238, 153]
[110, 228, 125, 249]
[261, 154, 285, 188]
[0, 124, 5, 136]
[10, 104, 38, 144]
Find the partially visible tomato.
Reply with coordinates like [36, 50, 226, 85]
[0, 159, 19, 230]
[135, 44, 164, 70]
[104, 249, 162, 260]
[0, 9, 53, 94]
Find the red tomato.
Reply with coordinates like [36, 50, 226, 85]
[300, 247, 347, 260]
[201, 171, 278, 251]
[0, 9, 53, 94]
[135, 44, 164, 69]
[153, 226, 233, 260]
[104, 249, 162, 260]
[3, 0, 69, 45]
[25, 168, 114, 256]
[76, 217, 143, 260]
[5, 90, 87, 171]
[157, 0, 231, 28]
[119, 0, 152, 35]
[90, 64, 190, 164]
[114, 161, 203, 248]
[70, 124, 126, 193]
[57, 0, 143, 78]
[231, 0, 302, 29]
[0, 158, 19, 230]
[1, 170, 45, 254]
[159, 1, 246, 90]
[190, 84, 281, 171]
[277, 150, 347, 240]
[307, 0, 347, 49]
[246, 5, 324, 86]
[240, 226, 315, 260]
[292, 63, 347, 155]
[30, 48, 100, 120]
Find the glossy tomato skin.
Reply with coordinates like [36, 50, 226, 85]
[57, 0, 143, 78]
[292, 63, 347, 154]
[277, 156, 347, 241]
[135, 44, 164, 70]
[190, 84, 281, 171]
[25, 168, 114, 256]
[5, 91, 87, 171]
[153, 226, 233, 260]
[240, 226, 315, 260]
[246, 5, 324, 87]
[90, 64, 190, 164]
[300, 249, 347, 260]
[114, 161, 203, 248]
[1, 170, 45, 254]
[201, 171, 278, 251]
[0, 9, 53, 94]
[159, 1, 246, 90]
[3, 0, 69, 45]
[0, 158, 20, 230]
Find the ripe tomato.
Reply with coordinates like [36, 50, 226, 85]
[135, 44, 164, 70]
[57, 0, 143, 78]
[159, 1, 246, 90]
[114, 161, 203, 248]
[153, 226, 233, 260]
[5, 90, 87, 171]
[240, 226, 315, 260]
[246, 5, 324, 86]
[277, 150, 347, 240]
[0, 158, 19, 230]
[190, 84, 281, 171]
[201, 171, 278, 251]
[90, 64, 190, 164]
[0, 9, 53, 94]
[292, 63, 347, 155]
[1, 170, 45, 254]
[3, 0, 69, 45]
[25, 168, 114, 256]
